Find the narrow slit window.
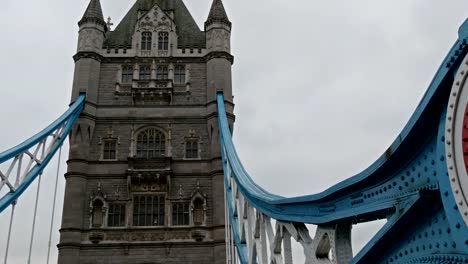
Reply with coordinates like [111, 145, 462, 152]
[193, 199, 204, 226]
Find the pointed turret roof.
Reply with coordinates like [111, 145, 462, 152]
[205, 0, 231, 28]
[78, 0, 107, 28]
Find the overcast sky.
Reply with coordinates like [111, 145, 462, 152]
[0, 0, 468, 263]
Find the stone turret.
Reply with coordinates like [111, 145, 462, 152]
[205, 0, 233, 103]
[71, 0, 107, 103]
[58, 3, 105, 262]
[77, 0, 107, 53]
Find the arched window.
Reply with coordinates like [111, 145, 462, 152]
[193, 198, 204, 226]
[141, 31, 152, 50]
[92, 199, 104, 227]
[136, 129, 166, 159]
[158, 32, 169, 50]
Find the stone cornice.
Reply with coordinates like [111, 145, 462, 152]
[204, 51, 234, 64]
[73, 51, 104, 62]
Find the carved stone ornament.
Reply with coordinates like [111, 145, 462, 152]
[136, 5, 174, 33]
[89, 232, 104, 244]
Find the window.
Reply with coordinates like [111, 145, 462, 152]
[193, 198, 204, 226]
[103, 140, 117, 160]
[139, 65, 151, 80]
[156, 66, 168, 80]
[108, 203, 126, 227]
[141, 31, 152, 51]
[133, 195, 165, 226]
[158, 32, 169, 50]
[172, 202, 189, 226]
[92, 199, 104, 227]
[121, 66, 133, 83]
[174, 65, 185, 84]
[185, 140, 198, 159]
[136, 129, 165, 159]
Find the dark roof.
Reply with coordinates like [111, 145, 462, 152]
[205, 0, 231, 28]
[79, 0, 106, 27]
[104, 0, 205, 49]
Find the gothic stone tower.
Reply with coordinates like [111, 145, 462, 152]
[58, 0, 234, 263]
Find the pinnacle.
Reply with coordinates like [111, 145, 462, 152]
[79, 0, 105, 26]
[205, 0, 231, 27]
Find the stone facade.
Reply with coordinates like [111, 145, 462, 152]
[58, 0, 234, 263]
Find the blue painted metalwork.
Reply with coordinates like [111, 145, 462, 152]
[0, 94, 85, 213]
[218, 19, 468, 263]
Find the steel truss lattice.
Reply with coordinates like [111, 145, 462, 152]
[0, 94, 85, 213]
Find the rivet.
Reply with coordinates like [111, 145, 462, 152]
[457, 81, 461, 86]
[453, 92, 457, 97]
[452, 177, 456, 181]
[450, 104, 454, 108]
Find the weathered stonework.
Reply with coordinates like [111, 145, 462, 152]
[58, 0, 233, 263]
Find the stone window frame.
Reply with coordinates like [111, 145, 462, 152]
[171, 201, 190, 226]
[90, 197, 107, 228]
[139, 64, 152, 81]
[141, 31, 152, 51]
[183, 130, 201, 160]
[190, 192, 207, 226]
[107, 202, 127, 228]
[156, 65, 169, 80]
[102, 140, 117, 160]
[98, 129, 120, 161]
[174, 65, 186, 84]
[134, 127, 168, 159]
[158, 31, 169, 51]
[131, 193, 167, 227]
[121, 65, 133, 84]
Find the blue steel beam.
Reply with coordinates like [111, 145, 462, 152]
[0, 94, 85, 213]
[218, 19, 468, 263]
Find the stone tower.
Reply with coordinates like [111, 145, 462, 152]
[58, 0, 234, 263]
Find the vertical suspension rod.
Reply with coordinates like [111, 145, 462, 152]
[3, 202, 16, 264]
[27, 173, 42, 264]
[46, 146, 62, 264]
